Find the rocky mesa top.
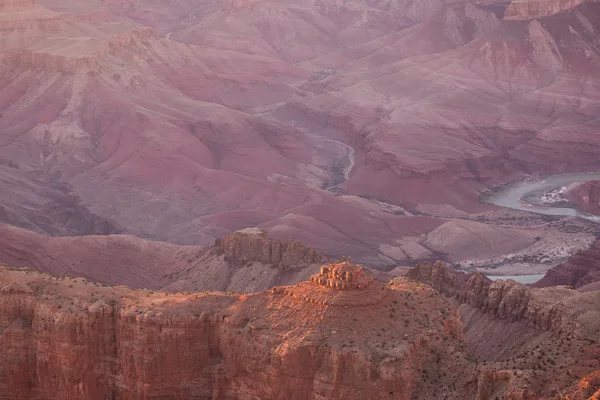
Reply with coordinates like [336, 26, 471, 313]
[310, 261, 371, 290]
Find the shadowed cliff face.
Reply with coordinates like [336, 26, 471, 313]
[406, 262, 600, 399]
[566, 181, 600, 216]
[534, 240, 600, 288]
[408, 261, 600, 334]
[217, 228, 323, 267]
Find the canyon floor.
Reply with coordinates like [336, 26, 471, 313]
[2, 0, 600, 275]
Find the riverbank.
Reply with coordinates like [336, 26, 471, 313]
[483, 172, 600, 219]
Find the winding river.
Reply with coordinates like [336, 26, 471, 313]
[484, 172, 600, 221]
[482, 172, 600, 284]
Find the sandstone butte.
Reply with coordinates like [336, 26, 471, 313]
[0, 260, 598, 399]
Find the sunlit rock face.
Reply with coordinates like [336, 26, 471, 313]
[310, 261, 371, 290]
[0, 264, 477, 400]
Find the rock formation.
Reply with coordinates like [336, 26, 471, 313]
[0, 263, 477, 400]
[566, 180, 600, 216]
[309, 261, 370, 290]
[406, 261, 600, 398]
[217, 228, 322, 267]
[0, 260, 597, 399]
[408, 261, 600, 335]
[274, 261, 389, 306]
[534, 239, 600, 288]
[504, 0, 591, 20]
[405, 260, 471, 297]
[0, 224, 323, 293]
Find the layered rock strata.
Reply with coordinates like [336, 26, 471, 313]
[217, 228, 323, 267]
[534, 239, 600, 288]
[0, 264, 474, 400]
[309, 261, 370, 290]
[0, 224, 323, 293]
[566, 180, 600, 216]
[407, 262, 600, 337]
[504, 0, 590, 20]
[406, 262, 600, 398]
[275, 261, 388, 306]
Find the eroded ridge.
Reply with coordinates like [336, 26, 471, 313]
[310, 261, 370, 290]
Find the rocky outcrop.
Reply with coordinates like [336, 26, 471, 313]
[504, 0, 589, 20]
[408, 262, 600, 398]
[217, 228, 323, 267]
[405, 260, 471, 297]
[2, 27, 156, 73]
[0, 224, 323, 294]
[0, 0, 34, 9]
[309, 261, 370, 290]
[409, 262, 600, 337]
[0, 264, 475, 400]
[566, 180, 600, 215]
[535, 239, 600, 288]
[275, 261, 389, 306]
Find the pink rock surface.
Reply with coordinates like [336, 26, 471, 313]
[2, 0, 600, 267]
[566, 180, 600, 215]
[0, 223, 330, 293]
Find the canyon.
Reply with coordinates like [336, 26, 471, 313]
[1, 0, 600, 270]
[0, 260, 598, 399]
[1, 0, 600, 397]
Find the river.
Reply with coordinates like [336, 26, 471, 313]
[483, 172, 600, 220]
[482, 172, 600, 284]
[486, 274, 545, 284]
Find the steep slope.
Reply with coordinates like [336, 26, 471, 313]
[534, 239, 600, 288]
[4, 0, 600, 268]
[0, 262, 476, 399]
[270, 3, 600, 212]
[0, 224, 324, 292]
[0, 0, 448, 265]
[407, 262, 600, 398]
[566, 180, 600, 216]
[0, 260, 598, 399]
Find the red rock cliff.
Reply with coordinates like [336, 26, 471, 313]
[566, 180, 600, 216]
[534, 239, 600, 288]
[217, 228, 323, 267]
[0, 264, 475, 400]
[409, 262, 600, 336]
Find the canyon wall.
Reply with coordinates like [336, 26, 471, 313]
[217, 228, 323, 267]
[407, 262, 600, 338]
[0, 261, 598, 399]
[0, 264, 475, 400]
[566, 180, 600, 216]
[534, 239, 600, 288]
[0, 224, 324, 293]
[504, 0, 590, 20]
